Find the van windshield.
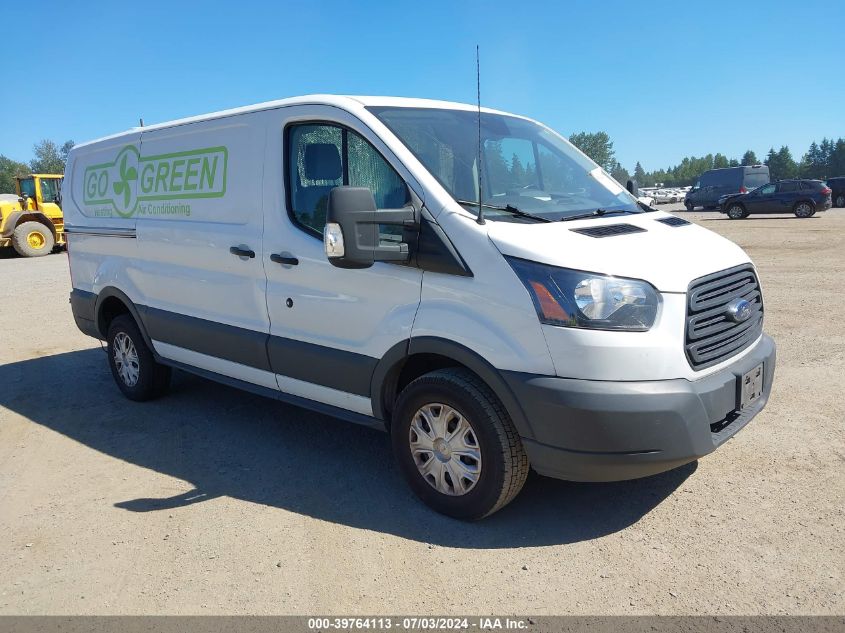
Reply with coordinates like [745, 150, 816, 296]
[368, 106, 640, 221]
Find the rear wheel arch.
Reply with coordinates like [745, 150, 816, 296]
[95, 288, 155, 351]
[371, 337, 535, 439]
[15, 212, 57, 239]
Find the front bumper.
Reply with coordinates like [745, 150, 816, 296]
[505, 334, 776, 482]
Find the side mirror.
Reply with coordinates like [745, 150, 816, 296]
[324, 186, 417, 269]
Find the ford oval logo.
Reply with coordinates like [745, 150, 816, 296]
[726, 298, 753, 322]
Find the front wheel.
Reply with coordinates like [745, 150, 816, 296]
[107, 314, 171, 401]
[834, 194, 844, 208]
[726, 204, 747, 220]
[684, 201, 694, 212]
[11, 221, 54, 257]
[391, 368, 529, 520]
[794, 201, 815, 218]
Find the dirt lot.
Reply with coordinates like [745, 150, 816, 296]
[0, 208, 843, 615]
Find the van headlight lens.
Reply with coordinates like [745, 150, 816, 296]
[506, 257, 659, 331]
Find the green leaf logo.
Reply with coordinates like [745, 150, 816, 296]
[113, 154, 138, 208]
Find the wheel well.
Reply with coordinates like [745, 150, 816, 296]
[97, 296, 131, 337]
[15, 214, 57, 238]
[382, 353, 471, 423]
[794, 199, 815, 209]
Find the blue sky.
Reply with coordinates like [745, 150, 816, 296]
[3, 0, 842, 172]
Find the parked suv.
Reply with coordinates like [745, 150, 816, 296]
[719, 179, 832, 219]
[685, 165, 770, 211]
[826, 176, 845, 207]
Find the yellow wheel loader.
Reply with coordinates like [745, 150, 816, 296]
[0, 174, 64, 257]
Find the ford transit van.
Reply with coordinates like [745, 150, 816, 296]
[65, 96, 776, 519]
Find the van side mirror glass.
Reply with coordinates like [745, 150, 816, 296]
[325, 186, 417, 269]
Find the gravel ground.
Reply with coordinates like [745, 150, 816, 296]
[0, 208, 842, 615]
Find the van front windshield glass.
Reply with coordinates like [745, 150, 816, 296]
[368, 106, 641, 221]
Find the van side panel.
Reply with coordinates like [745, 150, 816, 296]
[132, 118, 270, 379]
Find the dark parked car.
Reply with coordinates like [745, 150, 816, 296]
[685, 165, 770, 210]
[826, 176, 845, 207]
[719, 179, 832, 219]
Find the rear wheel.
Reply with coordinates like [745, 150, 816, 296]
[793, 201, 815, 218]
[391, 368, 529, 520]
[107, 314, 171, 401]
[835, 194, 845, 208]
[11, 221, 54, 257]
[726, 204, 747, 220]
[684, 201, 694, 212]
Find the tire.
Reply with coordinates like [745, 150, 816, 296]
[391, 368, 529, 520]
[684, 201, 694, 212]
[835, 194, 845, 208]
[11, 221, 54, 257]
[793, 201, 815, 218]
[106, 314, 171, 401]
[726, 203, 747, 220]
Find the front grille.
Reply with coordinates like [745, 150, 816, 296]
[570, 223, 646, 238]
[685, 265, 763, 370]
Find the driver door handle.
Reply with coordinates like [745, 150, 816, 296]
[270, 253, 299, 266]
[229, 246, 255, 258]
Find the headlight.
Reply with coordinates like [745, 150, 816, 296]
[506, 257, 659, 331]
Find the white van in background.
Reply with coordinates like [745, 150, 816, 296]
[65, 96, 776, 519]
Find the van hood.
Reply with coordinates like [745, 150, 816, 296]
[486, 212, 750, 292]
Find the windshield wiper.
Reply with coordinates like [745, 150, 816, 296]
[455, 199, 551, 223]
[560, 208, 640, 222]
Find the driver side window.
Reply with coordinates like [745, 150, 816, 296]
[287, 123, 408, 235]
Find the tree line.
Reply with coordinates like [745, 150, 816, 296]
[568, 132, 845, 188]
[0, 140, 74, 194]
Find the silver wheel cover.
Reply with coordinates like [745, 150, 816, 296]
[409, 403, 482, 496]
[113, 332, 140, 387]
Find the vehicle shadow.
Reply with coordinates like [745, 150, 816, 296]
[0, 349, 695, 549]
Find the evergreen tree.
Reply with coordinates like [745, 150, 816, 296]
[484, 141, 511, 195]
[765, 146, 798, 180]
[633, 162, 646, 185]
[610, 161, 630, 186]
[741, 150, 759, 166]
[830, 138, 845, 177]
[510, 153, 525, 185]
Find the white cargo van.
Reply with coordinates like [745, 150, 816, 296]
[65, 95, 776, 519]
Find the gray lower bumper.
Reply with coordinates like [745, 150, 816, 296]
[70, 289, 100, 339]
[504, 334, 776, 482]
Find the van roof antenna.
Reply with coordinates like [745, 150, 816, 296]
[475, 45, 485, 225]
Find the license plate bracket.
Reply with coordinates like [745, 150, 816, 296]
[739, 363, 764, 409]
